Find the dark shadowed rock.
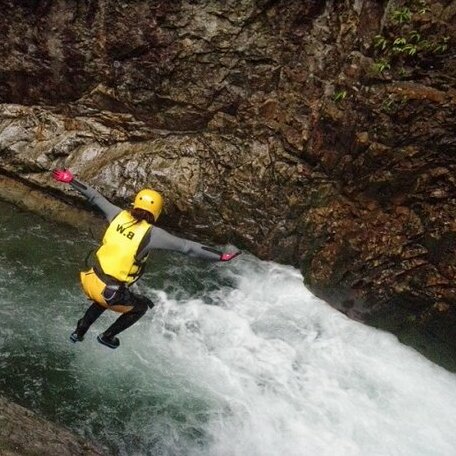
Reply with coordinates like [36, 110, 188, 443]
[0, 396, 107, 456]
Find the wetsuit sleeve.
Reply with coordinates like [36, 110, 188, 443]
[70, 179, 121, 222]
[145, 226, 222, 261]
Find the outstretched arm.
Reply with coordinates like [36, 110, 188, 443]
[52, 169, 121, 222]
[144, 226, 241, 262]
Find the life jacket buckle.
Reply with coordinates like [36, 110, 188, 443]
[102, 284, 122, 305]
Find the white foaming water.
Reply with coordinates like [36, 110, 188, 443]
[73, 255, 456, 456]
[2, 202, 454, 455]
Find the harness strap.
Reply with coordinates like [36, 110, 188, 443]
[93, 264, 125, 287]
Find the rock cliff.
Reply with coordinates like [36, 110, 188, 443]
[0, 396, 106, 455]
[0, 0, 455, 369]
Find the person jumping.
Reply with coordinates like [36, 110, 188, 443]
[52, 169, 240, 349]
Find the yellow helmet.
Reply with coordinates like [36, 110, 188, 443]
[133, 189, 163, 221]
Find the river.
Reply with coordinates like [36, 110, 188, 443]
[1, 200, 455, 456]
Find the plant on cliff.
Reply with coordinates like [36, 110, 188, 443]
[391, 7, 412, 24]
[392, 37, 418, 56]
[333, 90, 347, 103]
[417, 0, 431, 15]
[371, 1, 452, 78]
[380, 94, 408, 114]
[372, 60, 391, 75]
[433, 36, 449, 54]
[373, 35, 388, 51]
[374, 32, 424, 61]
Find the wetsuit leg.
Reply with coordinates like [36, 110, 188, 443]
[75, 302, 106, 338]
[102, 291, 151, 339]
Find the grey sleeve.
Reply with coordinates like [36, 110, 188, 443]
[70, 179, 121, 222]
[145, 226, 222, 261]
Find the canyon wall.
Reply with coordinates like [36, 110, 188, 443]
[0, 0, 455, 366]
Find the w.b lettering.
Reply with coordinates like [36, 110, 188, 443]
[117, 224, 135, 239]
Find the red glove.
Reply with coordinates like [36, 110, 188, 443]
[220, 251, 241, 262]
[52, 169, 74, 183]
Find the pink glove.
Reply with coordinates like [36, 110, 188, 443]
[220, 251, 241, 262]
[52, 169, 74, 183]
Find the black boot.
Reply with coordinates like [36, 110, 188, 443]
[70, 330, 84, 343]
[70, 303, 105, 343]
[97, 332, 120, 349]
[97, 295, 148, 349]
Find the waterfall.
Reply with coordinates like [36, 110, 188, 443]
[1, 201, 455, 456]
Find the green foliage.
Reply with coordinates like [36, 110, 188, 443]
[333, 90, 347, 102]
[380, 94, 408, 114]
[391, 7, 412, 24]
[392, 37, 407, 52]
[433, 36, 450, 54]
[372, 27, 449, 64]
[381, 97, 395, 113]
[404, 44, 418, 56]
[370, 0, 450, 75]
[375, 31, 422, 56]
[373, 35, 388, 51]
[416, 0, 430, 15]
[409, 30, 421, 43]
[393, 37, 407, 46]
[372, 60, 391, 74]
[392, 38, 418, 56]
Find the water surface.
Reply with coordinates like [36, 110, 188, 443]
[1, 201, 455, 456]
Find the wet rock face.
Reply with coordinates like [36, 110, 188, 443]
[0, 396, 106, 455]
[0, 0, 455, 363]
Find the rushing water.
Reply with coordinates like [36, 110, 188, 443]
[1, 200, 456, 456]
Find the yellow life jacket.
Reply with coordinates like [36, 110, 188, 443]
[96, 210, 152, 284]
